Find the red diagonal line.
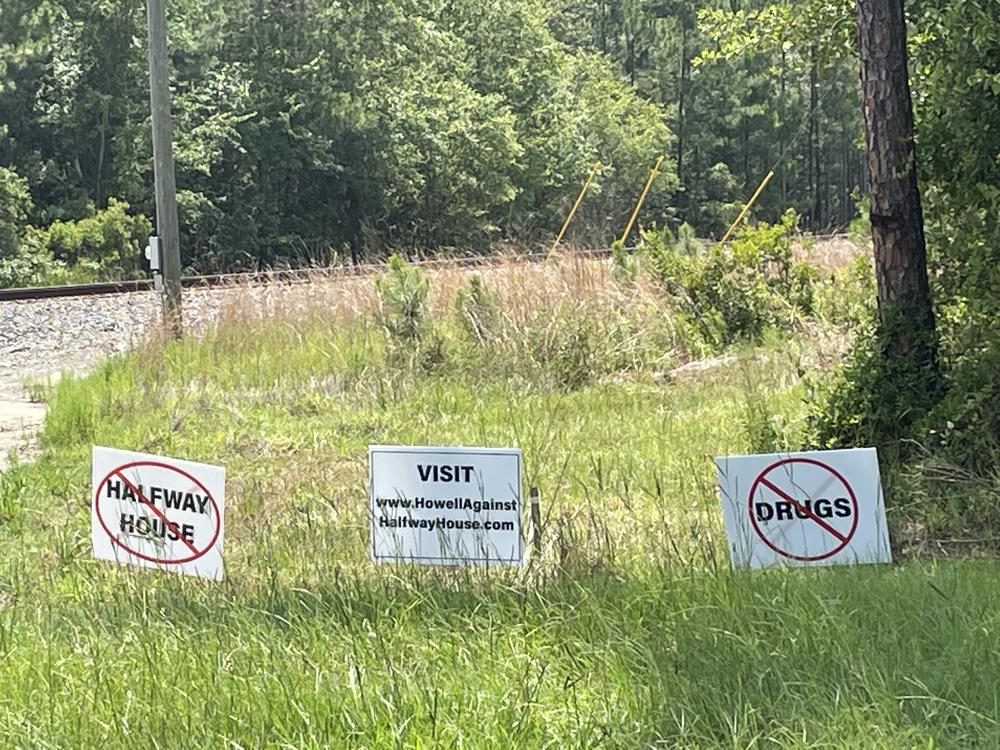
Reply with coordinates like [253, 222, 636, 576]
[758, 477, 848, 543]
[114, 470, 200, 555]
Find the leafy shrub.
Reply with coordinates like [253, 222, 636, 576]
[644, 208, 813, 348]
[0, 166, 66, 288]
[373, 256, 451, 376]
[0, 166, 31, 258]
[0, 237, 70, 288]
[674, 222, 700, 256]
[919, 339, 1000, 474]
[813, 254, 876, 327]
[40, 198, 152, 281]
[374, 254, 430, 343]
[610, 240, 638, 284]
[522, 303, 601, 390]
[454, 274, 500, 343]
[808, 313, 942, 463]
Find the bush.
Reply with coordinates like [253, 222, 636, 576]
[0, 167, 65, 288]
[674, 221, 700, 256]
[374, 254, 430, 343]
[643, 208, 813, 348]
[40, 198, 152, 281]
[0, 236, 70, 288]
[920, 341, 1000, 474]
[0, 166, 31, 258]
[813, 254, 876, 327]
[454, 274, 500, 343]
[610, 240, 638, 284]
[375, 254, 447, 373]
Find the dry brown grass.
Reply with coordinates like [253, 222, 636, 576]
[197, 251, 661, 326]
[166, 232, 862, 342]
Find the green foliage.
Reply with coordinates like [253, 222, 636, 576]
[645, 209, 812, 347]
[39, 198, 152, 281]
[809, 316, 942, 460]
[0, 0, 682, 269]
[454, 274, 500, 344]
[814, 0, 1000, 493]
[1, 165, 151, 286]
[374, 254, 430, 344]
[525, 304, 602, 390]
[921, 343, 1000, 474]
[0, 237, 66, 288]
[0, 165, 30, 257]
[690, 0, 862, 234]
[610, 239, 638, 283]
[2, 0, 875, 264]
[675, 221, 700, 255]
[0, 166, 64, 287]
[847, 193, 871, 247]
[813, 254, 876, 327]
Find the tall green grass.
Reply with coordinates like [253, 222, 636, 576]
[1, 261, 998, 748]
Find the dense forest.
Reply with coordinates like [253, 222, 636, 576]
[0, 0, 997, 376]
[0, 0, 875, 280]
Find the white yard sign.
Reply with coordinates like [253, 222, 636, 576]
[715, 448, 891, 569]
[369, 445, 523, 566]
[92, 446, 225, 581]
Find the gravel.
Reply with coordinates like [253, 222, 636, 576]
[1, 292, 160, 381]
[0, 278, 367, 468]
[0, 291, 161, 469]
[0, 287, 260, 469]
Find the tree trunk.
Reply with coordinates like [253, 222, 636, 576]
[856, 0, 938, 369]
[805, 74, 814, 227]
[780, 46, 787, 206]
[810, 46, 821, 229]
[676, 21, 687, 189]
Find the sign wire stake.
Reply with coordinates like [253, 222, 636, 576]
[529, 486, 542, 556]
[548, 161, 601, 258]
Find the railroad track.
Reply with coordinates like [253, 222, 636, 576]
[0, 233, 850, 302]
[0, 249, 611, 302]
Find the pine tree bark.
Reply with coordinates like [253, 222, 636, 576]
[856, 0, 937, 369]
[676, 21, 687, 189]
[810, 46, 822, 229]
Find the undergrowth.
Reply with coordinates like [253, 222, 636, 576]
[2, 231, 999, 747]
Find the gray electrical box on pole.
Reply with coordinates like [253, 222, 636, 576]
[146, 0, 182, 336]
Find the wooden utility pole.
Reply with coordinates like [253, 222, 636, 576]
[146, 0, 182, 335]
[856, 0, 937, 369]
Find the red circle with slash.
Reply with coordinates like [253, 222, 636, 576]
[94, 460, 221, 564]
[748, 457, 859, 561]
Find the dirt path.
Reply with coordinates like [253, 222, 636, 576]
[0, 374, 45, 469]
[0, 283, 318, 469]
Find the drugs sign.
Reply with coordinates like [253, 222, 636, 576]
[369, 445, 522, 566]
[715, 448, 891, 569]
[92, 446, 225, 580]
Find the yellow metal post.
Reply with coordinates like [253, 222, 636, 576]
[548, 161, 601, 256]
[719, 170, 775, 244]
[619, 155, 665, 246]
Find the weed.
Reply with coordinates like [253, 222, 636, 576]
[4, 246, 992, 749]
[375, 254, 430, 343]
[454, 274, 500, 343]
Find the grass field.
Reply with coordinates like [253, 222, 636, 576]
[1, 256, 998, 748]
